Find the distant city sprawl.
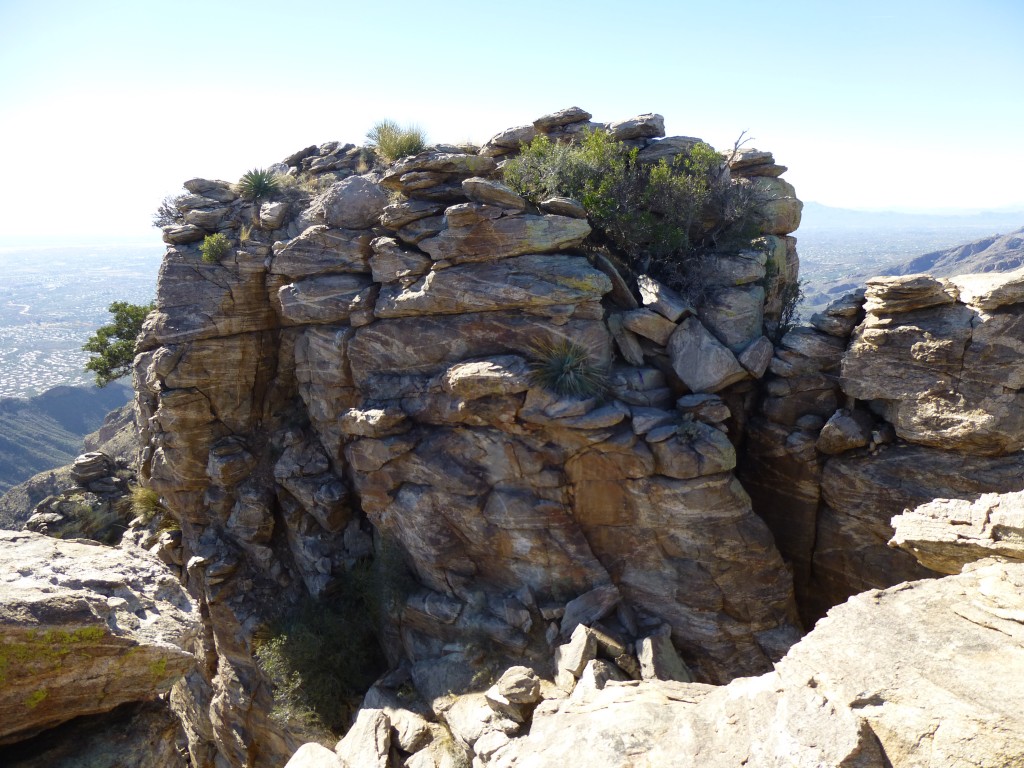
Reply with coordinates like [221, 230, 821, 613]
[0, 245, 161, 398]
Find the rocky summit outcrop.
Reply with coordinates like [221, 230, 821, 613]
[0, 530, 198, 746]
[131, 106, 804, 768]
[741, 266, 1024, 622]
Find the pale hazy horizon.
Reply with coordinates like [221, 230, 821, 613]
[2, 0, 1022, 244]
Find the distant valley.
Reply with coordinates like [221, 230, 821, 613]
[0, 381, 132, 492]
[796, 203, 1024, 313]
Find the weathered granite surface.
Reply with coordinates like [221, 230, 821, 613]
[0, 531, 197, 746]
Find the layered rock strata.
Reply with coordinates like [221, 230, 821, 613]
[741, 267, 1024, 621]
[137, 107, 804, 767]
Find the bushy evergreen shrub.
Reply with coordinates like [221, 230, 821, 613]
[503, 130, 760, 298]
[199, 232, 231, 263]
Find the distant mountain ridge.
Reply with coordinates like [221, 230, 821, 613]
[800, 202, 1024, 231]
[0, 382, 132, 492]
[879, 227, 1024, 278]
[804, 226, 1024, 311]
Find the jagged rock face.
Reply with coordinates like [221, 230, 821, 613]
[0, 531, 198, 746]
[742, 268, 1024, 624]
[137, 109, 804, 767]
[843, 271, 1024, 454]
[0, 701, 187, 768]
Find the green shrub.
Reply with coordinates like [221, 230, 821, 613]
[238, 168, 281, 201]
[83, 301, 155, 386]
[199, 232, 231, 263]
[129, 485, 162, 523]
[367, 119, 426, 163]
[528, 339, 608, 399]
[254, 583, 387, 736]
[503, 129, 760, 298]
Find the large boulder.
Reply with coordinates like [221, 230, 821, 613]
[0, 531, 197, 746]
[482, 559, 1024, 768]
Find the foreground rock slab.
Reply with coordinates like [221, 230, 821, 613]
[0, 531, 198, 745]
[486, 559, 1024, 768]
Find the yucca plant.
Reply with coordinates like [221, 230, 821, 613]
[366, 119, 426, 163]
[529, 339, 608, 398]
[238, 168, 281, 200]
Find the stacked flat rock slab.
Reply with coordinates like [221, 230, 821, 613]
[890, 490, 1024, 574]
[844, 271, 1024, 454]
[743, 267, 1024, 624]
[134, 107, 805, 768]
[0, 531, 197, 746]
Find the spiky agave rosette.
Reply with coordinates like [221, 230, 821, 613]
[528, 339, 609, 398]
[237, 168, 281, 200]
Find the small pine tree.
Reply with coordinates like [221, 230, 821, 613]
[83, 301, 154, 386]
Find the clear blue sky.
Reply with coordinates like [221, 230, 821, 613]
[1, 0, 1021, 244]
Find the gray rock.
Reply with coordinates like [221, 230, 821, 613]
[285, 743, 342, 767]
[380, 199, 445, 230]
[667, 317, 748, 393]
[951, 266, 1024, 310]
[607, 313, 645, 366]
[259, 200, 289, 229]
[0, 531, 197, 746]
[560, 585, 621, 638]
[419, 208, 591, 264]
[310, 174, 389, 230]
[675, 394, 731, 424]
[606, 113, 665, 141]
[277, 274, 376, 325]
[374, 254, 610, 318]
[462, 177, 528, 211]
[816, 410, 871, 455]
[183, 178, 237, 201]
[637, 630, 693, 682]
[737, 335, 775, 378]
[534, 107, 592, 132]
[495, 666, 542, 704]
[538, 197, 588, 218]
[620, 308, 677, 346]
[71, 451, 114, 483]
[368, 236, 432, 283]
[271, 225, 373, 278]
[555, 624, 599, 689]
[698, 284, 766, 352]
[707, 251, 767, 286]
[636, 136, 703, 164]
[334, 708, 390, 768]
[637, 274, 691, 322]
[890, 491, 1024, 574]
[161, 224, 205, 244]
[482, 124, 538, 153]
